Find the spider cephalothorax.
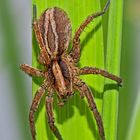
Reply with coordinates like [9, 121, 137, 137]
[20, 1, 122, 140]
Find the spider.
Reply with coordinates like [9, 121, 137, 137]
[20, 0, 122, 140]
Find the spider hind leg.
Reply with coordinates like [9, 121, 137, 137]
[70, 0, 110, 62]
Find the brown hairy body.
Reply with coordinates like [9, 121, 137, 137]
[20, 1, 122, 140]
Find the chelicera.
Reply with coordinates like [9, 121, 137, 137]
[20, 0, 122, 140]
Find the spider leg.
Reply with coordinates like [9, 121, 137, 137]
[32, 6, 50, 65]
[29, 80, 47, 140]
[74, 78, 105, 140]
[80, 67, 122, 86]
[20, 64, 44, 77]
[70, 0, 110, 62]
[46, 91, 63, 140]
[38, 54, 46, 65]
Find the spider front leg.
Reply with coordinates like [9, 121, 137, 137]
[46, 91, 63, 140]
[70, 0, 110, 62]
[80, 67, 122, 86]
[29, 80, 47, 140]
[74, 78, 105, 140]
[20, 64, 44, 77]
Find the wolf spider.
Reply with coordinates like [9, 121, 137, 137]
[20, 0, 122, 140]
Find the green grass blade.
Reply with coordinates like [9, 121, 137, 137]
[125, 87, 140, 140]
[32, 0, 107, 140]
[102, 0, 123, 140]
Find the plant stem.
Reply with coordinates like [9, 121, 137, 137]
[103, 0, 123, 140]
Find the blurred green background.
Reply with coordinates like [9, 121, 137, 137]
[0, 0, 140, 140]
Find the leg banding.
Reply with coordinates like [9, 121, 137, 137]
[46, 95, 63, 140]
[74, 79, 105, 140]
[70, 0, 110, 62]
[80, 67, 122, 86]
[20, 64, 44, 77]
[33, 20, 50, 65]
[29, 83, 46, 140]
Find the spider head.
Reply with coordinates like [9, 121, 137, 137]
[60, 91, 74, 101]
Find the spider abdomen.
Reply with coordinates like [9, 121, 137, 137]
[38, 7, 72, 58]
